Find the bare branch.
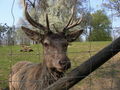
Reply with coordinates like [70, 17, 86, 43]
[27, 0, 35, 8]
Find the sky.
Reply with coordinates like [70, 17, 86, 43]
[0, 0, 120, 28]
[0, 0, 22, 26]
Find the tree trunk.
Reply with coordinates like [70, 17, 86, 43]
[45, 37, 120, 90]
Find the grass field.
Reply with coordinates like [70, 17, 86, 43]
[0, 41, 120, 89]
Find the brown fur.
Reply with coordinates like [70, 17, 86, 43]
[9, 33, 71, 90]
[9, 61, 63, 90]
[9, 1, 83, 89]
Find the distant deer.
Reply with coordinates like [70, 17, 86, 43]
[9, 1, 83, 90]
[20, 45, 33, 52]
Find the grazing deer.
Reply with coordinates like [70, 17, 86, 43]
[9, 1, 83, 90]
[20, 45, 33, 52]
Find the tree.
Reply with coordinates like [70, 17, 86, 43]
[103, 0, 120, 39]
[37, 0, 88, 32]
[88, 10, 112, 41]
[103, 0, 120, 17]
[0, 24, 18, 46]
[18, 0, 88, 39]
[4, 25, 17, 45]
[16, 28, 31, 45]
[16, 18, 32, 45]
[0, 24, 10, 45]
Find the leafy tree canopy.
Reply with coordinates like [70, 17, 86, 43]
[88, 10, 112, 41]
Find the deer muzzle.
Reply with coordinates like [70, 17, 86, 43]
[57, 57, 71, 72]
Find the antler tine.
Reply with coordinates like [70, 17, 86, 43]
[24, 0, 48, 33]
[63, 5, 83, 33]
[67, 17, 83, 30]
[46, 14, 51, 33]
[63, 6, 75, 32]
[52, 24, 59, 33]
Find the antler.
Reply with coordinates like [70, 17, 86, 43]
[63, 6, 83, 33]
[24, 0, 51, 33]
[46, 14, 50, 31]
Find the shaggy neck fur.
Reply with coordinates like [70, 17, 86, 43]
[39, 63, 64, 89]
[9, 53, 64, 90]
[10, 62, 64, 90]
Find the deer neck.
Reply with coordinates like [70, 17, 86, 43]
[40, 62, 64, 89]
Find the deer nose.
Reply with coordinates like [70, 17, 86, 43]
[59, 60, 67, 66]
[59, 60, 71, 70]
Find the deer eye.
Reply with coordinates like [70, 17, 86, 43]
[44, 42, 49, 47]
[43, 40, 50, 47]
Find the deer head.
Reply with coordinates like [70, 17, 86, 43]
[21, 2, 83, 72]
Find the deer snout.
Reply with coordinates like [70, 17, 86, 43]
[59, 58, 71, 71]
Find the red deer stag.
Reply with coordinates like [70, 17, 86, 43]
[9, 1, 83, 90]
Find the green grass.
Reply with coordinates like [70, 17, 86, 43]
[1, 41, 119, 89]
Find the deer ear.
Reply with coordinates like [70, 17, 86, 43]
[21, 26, 44, 42]
[66, 29, 83, 42]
